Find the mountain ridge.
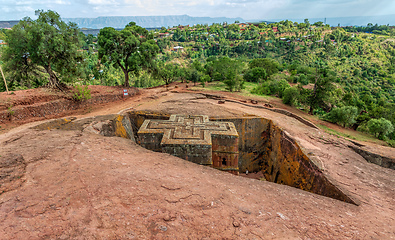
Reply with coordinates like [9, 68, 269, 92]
[64, 15, 245, 29]
[270, 14, 395, 26]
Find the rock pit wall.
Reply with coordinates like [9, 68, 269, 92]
[215, 117, 357, 205]
[127, 111, 358, 205]
[30, 111, 357, 204]
[267, 124, 357, 204]
[348, 145, 395, 170]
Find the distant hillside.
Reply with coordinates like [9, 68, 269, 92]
[0, 21, 19, 29]
[64, 15, 244, 29]
[270, 14, 395, 26]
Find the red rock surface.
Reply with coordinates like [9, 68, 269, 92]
[0, 86, 394, 239]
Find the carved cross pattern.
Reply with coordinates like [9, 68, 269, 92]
[137, 114, 239, 172]
[138, 115, 238, 145]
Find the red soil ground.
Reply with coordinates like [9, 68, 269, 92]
[0, 84, 394, 239]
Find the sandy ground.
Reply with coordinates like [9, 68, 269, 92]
[0, 85, 394, 239]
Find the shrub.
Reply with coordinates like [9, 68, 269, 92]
[133, 72, 161, 88]
[200, 74, 210, 87]
[251, 78, 289, 97]
[7, 104, 15, 119]
[298, 74, 309, 85]
[243, 67, 267, 82]
[367, 118, 394, 140]
[189, 70, 201, 85]
[386, 139, 395, 148]
[324, 106, 358, 127]
[224, 74, 244, 92]
[282, 87, 299, 106]
[271, 79, 290, 98]
[73, 85, 91, 102]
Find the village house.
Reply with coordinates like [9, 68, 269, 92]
[158, 32, 170, 38]
[172, 46, 184, 52]
[237, 23, 248, 28]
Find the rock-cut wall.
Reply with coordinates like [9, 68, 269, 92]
[33, 111, 358, 205]
[215, 117, 357, 205]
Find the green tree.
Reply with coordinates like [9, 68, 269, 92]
[158, 62, 178, 86]
[367, 118, 394, 140]
[249, 58, 279, 77]
[200, 74, 210, 87]
[243, 67, 267, 82]
[189, 69, 201, 86]
[309, 62, 335, 114]
[1, 10, 83, 89]
[304, 19, 310, 28]
[282, 87, 299, 106]
[224, 70, 244, 92]
[324, 106, 358, 127]
[98, 22, 159, 87]
[208, 57, 242, 82]
[0, 30, 6, 40]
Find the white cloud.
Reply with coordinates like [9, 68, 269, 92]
[0, 0, 394, 22]
[88, 0, 119, 5]
[14, 0, 70, 5]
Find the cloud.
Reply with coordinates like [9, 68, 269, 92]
[0, 0, 394, 22]
[14, 0, 70, 5]
[87, 0, 119, 5]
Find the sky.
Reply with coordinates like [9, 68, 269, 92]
[1, 0, 395, 21]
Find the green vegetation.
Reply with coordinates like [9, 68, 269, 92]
[1, 10, 83, 90]
[323, 106, 358, 128]
[72, 85, 91, 102]
[366, 118, 394, 140]
[98, 22, 159, 87]
[0, 10, 394, 145]
[7, 104, 14, 118]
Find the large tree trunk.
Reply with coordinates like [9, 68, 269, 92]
[122, 68, 130, 87]
[45, 64, 60, 89]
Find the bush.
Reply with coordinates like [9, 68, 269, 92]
[367, 118, 394, 140]
[73, 85, 91, 102]
[189, 70, 201, 85]
[224, 74, 244, 92]
[133, 72, 161, 88]
[200, 74, 210, 87]
[271, 79, 290, 98]
[243, 67, 267, 82]
[324, 106, 358, 127]
[298, 74, 309, 85]
[386, 139, 395, 148]
[282, 87, 299, 106]
[251, 78, 289, 97]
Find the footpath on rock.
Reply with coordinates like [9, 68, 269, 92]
[0, 83, 394, 239]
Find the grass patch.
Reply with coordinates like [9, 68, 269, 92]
[192, 81, 274, 99]
[204, 81, 227, 91]
[317, 124, 386, 145]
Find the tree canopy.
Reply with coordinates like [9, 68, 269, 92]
[1, 10, 83, 90]
[249, 58, 279, 77]
[98, 22, 159, 87]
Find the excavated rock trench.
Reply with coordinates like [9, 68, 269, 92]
[22, 110, 358, 205]
[128, 111, 357, 205]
